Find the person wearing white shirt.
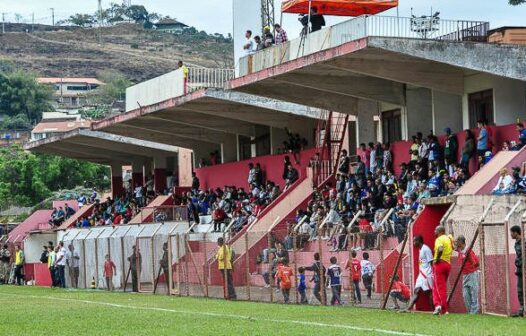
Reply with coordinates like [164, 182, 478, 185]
[243, 30, 255, 55]
[361, 252, 376, 299]
[55, 242, 68, 288]
[403, 235, 434, 311]
[66, 244, 80, 288]
[492, 168, 514, 194]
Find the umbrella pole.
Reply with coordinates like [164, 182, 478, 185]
[307, 0, 312, 36]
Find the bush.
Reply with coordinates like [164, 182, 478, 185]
[130, 43, 139, 49]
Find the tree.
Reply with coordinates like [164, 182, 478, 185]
[0, 68, 54, 123]
[126, 5, 149, 23]
[67, 13, 96, 27]
[92, 70, 132, 105]
[509, 0, 525, 4]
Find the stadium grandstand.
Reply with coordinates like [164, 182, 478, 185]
[2, 1, 526, 320]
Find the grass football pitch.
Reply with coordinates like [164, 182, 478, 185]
[0, 286, 524, 335]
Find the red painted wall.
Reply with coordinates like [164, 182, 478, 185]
[195, 148, 317, 190]
[410, 203, 451, 312]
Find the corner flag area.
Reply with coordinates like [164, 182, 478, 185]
[0, 286, 524, 336]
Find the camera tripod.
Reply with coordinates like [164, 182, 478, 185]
[297, 24, 309, 58]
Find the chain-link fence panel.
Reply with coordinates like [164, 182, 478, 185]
[109, 226, 131, 290]
[122, 225, 143, 292]
[72, 229, 90, 289]
[95, 227, 114, 290]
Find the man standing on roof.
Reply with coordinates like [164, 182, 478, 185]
[274, 24, 288, 44]
[432, 226, 453, 315]
[309, 7, 326, 33]
[215, 237, 236, 300]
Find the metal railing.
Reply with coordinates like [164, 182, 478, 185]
[187, 67, 235, 93]
[239, 15, 489, 76]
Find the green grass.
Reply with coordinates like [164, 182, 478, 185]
[0, 286, 524, 335]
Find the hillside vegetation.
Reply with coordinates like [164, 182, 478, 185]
[0, 23, 233, 83]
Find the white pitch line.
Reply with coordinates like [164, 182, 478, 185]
[0, 292, 429, 336]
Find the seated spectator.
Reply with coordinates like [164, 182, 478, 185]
[492, 168, 515, 195]
[284, 164, 299, 190]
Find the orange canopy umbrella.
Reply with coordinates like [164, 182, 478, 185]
[281, 0, 398, 16]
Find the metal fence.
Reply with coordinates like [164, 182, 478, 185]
[187, 67, 235, 93]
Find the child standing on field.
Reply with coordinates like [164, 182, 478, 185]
[103, 254, 116, 291]
[345, 250, 362, 304]
[297, 267, 308, 304]
[276, 260, 294, 303]
[327, 256, 343, 305]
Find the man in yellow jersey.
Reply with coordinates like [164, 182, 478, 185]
[432, 226, 453, 315]
[14, 245, 25, 285]
[215, 237, 236, 300]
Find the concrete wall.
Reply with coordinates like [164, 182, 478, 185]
[463, 73, 526, 128]
[432, 90, 463, 134]
[126, 69, 184, 112]
[406, 86, 433, 137]
[357, 100, 379, 145]
[178, 148, 193, 187]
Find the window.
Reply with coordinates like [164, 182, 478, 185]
[66, 85, 89, 91]
[469, 89, 493, 128]
[381, 109, 402, 143]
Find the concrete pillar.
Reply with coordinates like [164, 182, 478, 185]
[221, 133, 238, 163]
[406, 87, 433, 137]
[131, 161, 144, 188]
[432, 90, 463, 135]
[356, 100, 379, 146]
[178, 148, 193, 187]
[110, 162, 124, 199]
[154, 156, 167, 193]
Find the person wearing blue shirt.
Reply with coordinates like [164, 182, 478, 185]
[326, 256, 343, 305]
[297, 267, 308, 304]
[476, 120, 488, 158]
[517, 122, 526, 148]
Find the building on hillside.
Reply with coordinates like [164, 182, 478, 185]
[41, 112, 81, 122]
[154, 18, 188, 34]
[0, 130, 31, 147]
[30, 120, 91, 141]
[37, 78, 104, 112]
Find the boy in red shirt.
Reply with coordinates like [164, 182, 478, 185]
[390, 275, 410, 309]
[103, 254, 117, 291]
[345, 250, 362, 303]
[455, 235, 480, 314]
[276, 260, 294, 303]
[358, 215, 372, 249]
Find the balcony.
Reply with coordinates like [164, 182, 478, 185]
[239, 15, 489, 76]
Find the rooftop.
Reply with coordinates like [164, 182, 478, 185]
[31, 120, 92, 134]
[37, 78, 104, 85]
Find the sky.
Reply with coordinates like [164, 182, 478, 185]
[0, 0, 524, 36]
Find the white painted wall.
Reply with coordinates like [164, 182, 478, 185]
[462, 73, 526, 128]
[125, 69, 184, 112]
[24, 232, 56, 263]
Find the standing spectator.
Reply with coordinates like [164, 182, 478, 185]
[409, 136, 419, 168]
[191, 172, 200, 192]
[48, 245, 56, 287]
[369, 142, 377, 173]
[359, 143, 370, 175]
[263, 26, 274, 47]
[304, 252, 326, 304]
[55, 241, 67, 288]
[404, 235, 433, 311]
[128, 245, 141, 292]
[383, 143, 392, 172]
[178, 60, 188, 79]
[254, 36, 265, 51]
[243, 30, 255, 55]
[476, 120, 489, 159]
[14, 245, 24, 286]
[309, 6, 326, 32]
[103, 254, 117, 291]
[327, 256, 343, 305]
[345, 250, 362, 304]
[360, 252, 375, 299]
[432, 226, 453, 315]
[282, 156, 291, 183]
[216, 237, 236, 299]
[276, 260, 294, 303]
[274, 24, 288, 44]
[389, 275, 410, 309]
[337, 149, 350, 176]
[444, 128, 458, 175]
[66, 244, 80, 289]
[454, 235, 480, 314]
[0, 244, 11, 284]
[134, 183, 144, 208]
[461, 130, 475, 175]
[39, 245, 48, 264]
[510, 225, 525, 317]
[297, 267, 308, 304]
[247, 163, 256, 186]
